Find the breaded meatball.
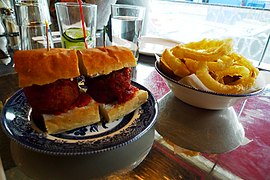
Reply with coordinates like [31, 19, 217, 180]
[85, 67, 137, 104]
[24, 79, 80, 114]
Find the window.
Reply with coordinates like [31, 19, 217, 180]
[164, 0, 270, 9]
[146, 0, 270, 69]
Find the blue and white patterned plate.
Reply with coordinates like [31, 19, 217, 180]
[1, 82, 158, 156]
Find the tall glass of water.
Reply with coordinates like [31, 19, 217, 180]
[111, 4, 145, 61]
[14, 0, 53, 50]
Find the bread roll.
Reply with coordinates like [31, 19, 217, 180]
[77, 46, 136, 77]
[43, 99, 100, 134]
[14, 48, 80, 87]
[99, 89, 148, 122]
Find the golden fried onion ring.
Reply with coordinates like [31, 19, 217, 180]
[160, 38, 259, 94]
[161, 48, 190, 78]
[171, 38, 233, 61]
[214, 65, 250, 82]
[184, 57, 232, 74]
[196, 62, 249, 94]
[230, 52, 259, 78]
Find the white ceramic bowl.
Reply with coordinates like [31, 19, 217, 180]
[155, 60, 264, 110]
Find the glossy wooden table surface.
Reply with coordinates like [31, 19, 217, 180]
[1, 54, 270, 179]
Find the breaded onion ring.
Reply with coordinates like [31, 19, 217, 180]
[161, 48, 190, 78]
[171, 38, 233, 61]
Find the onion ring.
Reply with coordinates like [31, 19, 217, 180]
[171, 38, 233, 61]
[160, 38, 260, 94]
[184, 58, 230, 73]
[214, 65, 250, 82]
[161, 48, 190, 77]
[195, 62, 246, 94]
[230, 52, 259, 78]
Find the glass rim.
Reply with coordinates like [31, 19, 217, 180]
[111, 4, 146, 11]
[55, 2, 97, 8]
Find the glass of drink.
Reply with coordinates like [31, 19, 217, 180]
[14, 0, 53, 50]
[111, 4, 145, 61]
[55, 2, 97, 49]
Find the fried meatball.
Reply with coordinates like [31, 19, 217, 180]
[24, 79, 80, 114]
[85, 67, 137, 104]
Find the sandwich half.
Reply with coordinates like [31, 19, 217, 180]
[14, 48, 100, 134]
[77, 46, 148, 122]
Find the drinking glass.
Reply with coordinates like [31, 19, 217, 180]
[55, 2, 97, 49]
[14, 0, 54, 50]
[111, 4, 145, 61]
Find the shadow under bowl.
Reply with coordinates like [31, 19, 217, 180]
[156, 92, 245, 154]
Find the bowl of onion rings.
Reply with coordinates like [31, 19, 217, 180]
[155, 38, 266, 110]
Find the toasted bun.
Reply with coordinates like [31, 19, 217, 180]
[43, 99, 100, 134]
[14, 48, 80, 87]
[77, 46, 136, 77]
[99, 90, 148, 122]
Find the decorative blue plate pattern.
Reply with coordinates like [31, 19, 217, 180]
[1, 82, 158, 155]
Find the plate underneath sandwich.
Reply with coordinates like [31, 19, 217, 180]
[1, 81, 158, 155]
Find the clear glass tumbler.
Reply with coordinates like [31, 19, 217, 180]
[14, 0, 54, 50]
[55, 2, 97, 49]
[111, 4, 145, 61]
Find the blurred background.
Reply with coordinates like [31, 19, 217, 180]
[0, 0, 269, 70]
